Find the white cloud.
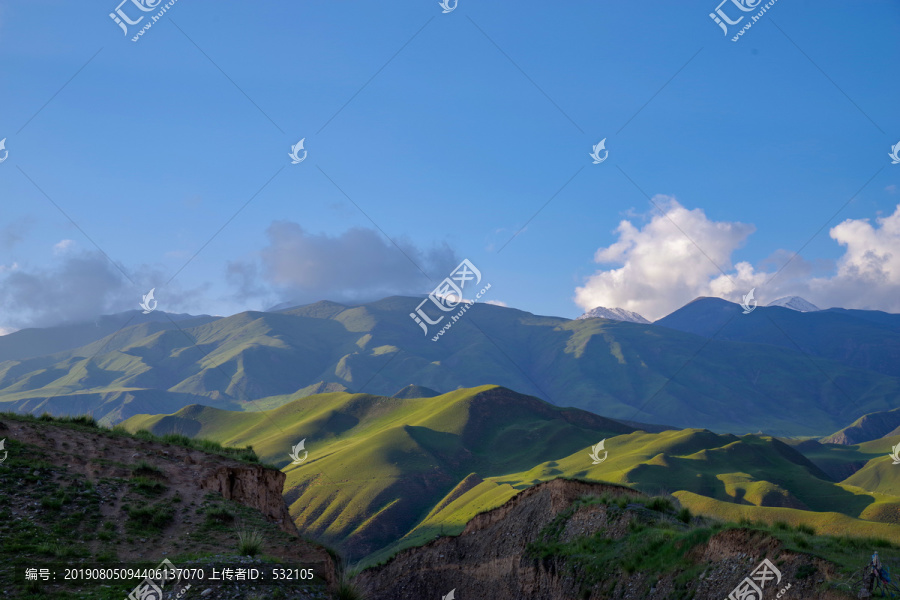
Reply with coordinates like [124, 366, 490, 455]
[805, 205, 900, 311]
[575, 197, 755, 321]
[575, 199, 900, 320]
[485, 299, 508, 307]
[53, 239, 75, 255]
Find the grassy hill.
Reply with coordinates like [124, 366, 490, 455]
[122, 386, 900, 567]
[5, 296, 900, 436]
[374, 427, 900, 567]
[123, 385, 635, 560]
[821, 406, 900, 444]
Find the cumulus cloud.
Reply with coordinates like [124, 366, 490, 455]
[227, 222, 460, 306]
[575, 198, 900, 320]
[575, 197, 755, 321]
[805, 205, 900, 311]
[485, 300, 508, 307]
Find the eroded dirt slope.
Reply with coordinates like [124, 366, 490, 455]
[0, 417, 337, 599]
[357, 478, 854, 600]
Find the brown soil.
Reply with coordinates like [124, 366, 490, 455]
[356, 478, 855, 600]
[0, 417, 337, 598]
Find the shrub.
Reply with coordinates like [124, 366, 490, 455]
[205, 507, 235, 525]
[126, 504, 174, 534]
[796, 563, 816, 579]
[68, 415, 98, 427]
[132, 460, 163, 477]
[647, 497, 674, 513]
[130, 476, 166, 495]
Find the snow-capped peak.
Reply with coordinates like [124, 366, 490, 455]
[766, 296, 820, 312]
[577, 306, 650, 324]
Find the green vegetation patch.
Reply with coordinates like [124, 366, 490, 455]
[124, 502, 175, 534]
[526, 495, 712, 599]
[0, 411, 264, 465]
[526, 494, 900, 599]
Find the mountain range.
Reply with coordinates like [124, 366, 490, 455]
[576, 295, 820, 324]
[655, 296, 900, 379]
[1, 296, 899, 436]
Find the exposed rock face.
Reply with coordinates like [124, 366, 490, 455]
[1, 417, 337, 588]
[200, 465, 298, 536]
[357, 479, 642, 599]
[356, 478, 848, 600]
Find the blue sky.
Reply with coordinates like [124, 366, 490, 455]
[1, 0, 899, 331]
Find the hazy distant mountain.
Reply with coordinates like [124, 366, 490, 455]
[655, 296, 900, 378]
[576, 306, 650, 324]
[3, 296, 900, 435]
[266, 300, 303, 312]
[0, 310, 218, 363]
[767, 296, 820, 312]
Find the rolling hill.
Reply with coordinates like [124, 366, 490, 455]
[821, 406, 900, 445]
[122, 386, 900, 566]
[123, 385, 635, 560]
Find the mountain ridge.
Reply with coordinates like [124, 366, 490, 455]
[2, 295, 900, 436]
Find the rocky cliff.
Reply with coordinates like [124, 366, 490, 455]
[200, 464, 297, 536]
[357, 478, 852, 600]
[0, 415, 338, 594]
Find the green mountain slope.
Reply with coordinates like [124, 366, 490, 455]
[0, 311, 219, 363]
[380, 428, 900, 565]
[123, 386, 900, 566]
[123, 385, 635, 559]
[838, 434, 900, 499]
[821, 406, 900, 445]
[5, 297, 900, 435]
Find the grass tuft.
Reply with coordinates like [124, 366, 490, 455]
[236, 529, 264, 556]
